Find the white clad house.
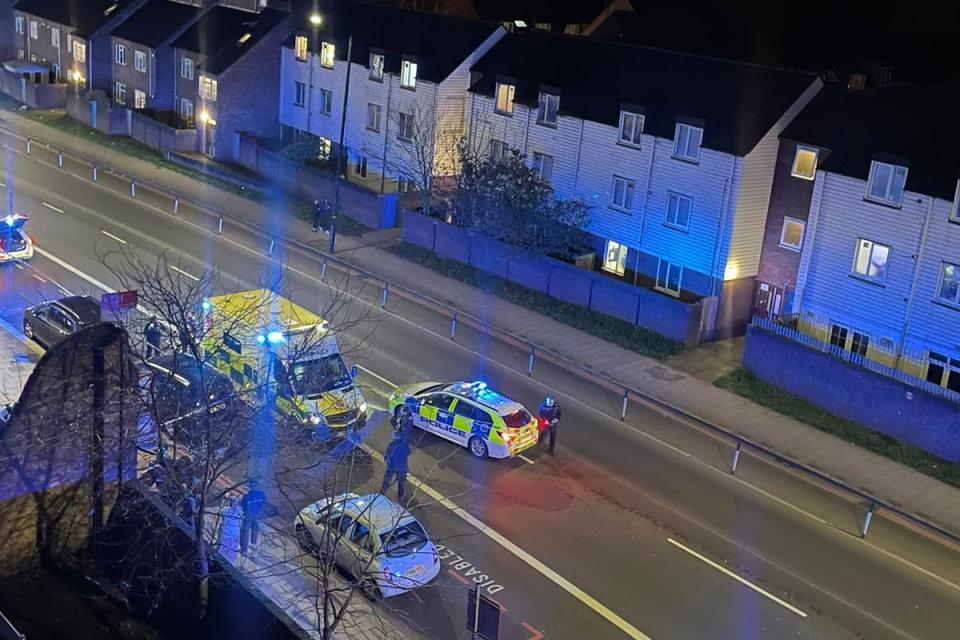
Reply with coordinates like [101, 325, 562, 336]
[464, 32, 821, 337]
[785, 86, 960, 392]
[277, 0, 504, 194]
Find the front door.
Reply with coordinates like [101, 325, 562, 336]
[206, 123, 216, 157]
[755, 282, 772, 318]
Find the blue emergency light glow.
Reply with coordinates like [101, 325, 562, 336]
[255, 334, 266, 345]
[4, 215, 15, 226]
[267, 331, 285, 344]
[201, 300, 211, 312]
[472, 381, 487, 390]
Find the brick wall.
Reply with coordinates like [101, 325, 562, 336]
[744, 325, 960, 461]
[128, 109, 197, 152]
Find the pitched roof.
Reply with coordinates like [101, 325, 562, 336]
[471, 0, 611, 25]
[469, 31, 817, 157]
[13, 0, 138, 38]
[172, 6, 287, 75]
[286, 0, 501, 84]
[782, 85, 960, 201]
[111, 0, 199, 50]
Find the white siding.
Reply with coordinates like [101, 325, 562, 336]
[724, 79, 823, 280]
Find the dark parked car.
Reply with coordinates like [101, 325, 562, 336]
[23, 295, 101, 348]
[140, 354, 238, 430]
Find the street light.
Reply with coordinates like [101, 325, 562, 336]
[199, 110, 209, 123]
[309, 12, 322, 26]
[71, 69, 83, 96]
[329, 32, 352, 254]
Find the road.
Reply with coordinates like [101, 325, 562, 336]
[2, 134, 960, 640]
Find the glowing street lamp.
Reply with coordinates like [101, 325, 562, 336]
[199, 110, 209, 124]
[71, 69, 83, 96]
[309, 12, 322, 26]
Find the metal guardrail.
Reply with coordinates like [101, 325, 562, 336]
[4, 124, 960, 549]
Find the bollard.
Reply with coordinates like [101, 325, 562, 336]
[173, 199, 180, 214]
[25, 138, 31, 155]
[861, 502, 875, 538]
[268, 238, 276, 256]
[450, 313, 458, 340]
[381, 283, 389, 308]
[320, 259, 328, 282]
[217, 217, 223, 234]
[620, 389, 629, 421]
[130, 182, 136, 197]
[527, 347, 535, 376]
[730, 441, 742, 474]
[58, 152, 63, 168]
[93, 166, 98, 182]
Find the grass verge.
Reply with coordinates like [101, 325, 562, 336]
[715, 367, 960, 489]
[391, 242, 684, 360]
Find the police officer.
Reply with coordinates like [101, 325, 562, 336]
[240, 479, 266, 553]
[538, 396, 562, 456]
[390, 404, 414, 445]
[313, 197, 333, 233]
[144, 316, 162, 358]
[380, 431, 411, 503]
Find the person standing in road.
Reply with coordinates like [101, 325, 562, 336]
[313, 197, 333, 233]
[538, 396, 562, 456]
[391, 405, 414, 445]
[240, 480, 266, 553]
[380, 432, 411, 503]
[144, 317, 162, 358]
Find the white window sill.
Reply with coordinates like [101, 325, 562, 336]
[494, 109, 514, 117]
[671, 153, 700, 165]
[663, 221, 689, 233]
[849, 273, 887, 287]
[790, 171, 816, 181]
[863, 195, 902, 209]
[536, 120, 557, 128]
[608, 204, 633, 214]
[654, 285, 681, 298]
[932, 298, 960, 312]
[778, 242, 802, 252]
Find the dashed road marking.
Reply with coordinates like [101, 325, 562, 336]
[667, 537, 807, 618]
[101, 230, 127, 244]
[31, 273, 46, 283]
[41, 202, 64, 214]
[170, 264, 199, 281]
[518, 454, 535, 465]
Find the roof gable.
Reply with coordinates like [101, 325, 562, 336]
[14, 0, 138, 38]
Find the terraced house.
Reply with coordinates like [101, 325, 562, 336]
[767, 85, 960, 393]
[277, 0, 504, 193]
[465, 32, 821, 337]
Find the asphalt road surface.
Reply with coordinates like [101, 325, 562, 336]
[2, 135, 960, 640]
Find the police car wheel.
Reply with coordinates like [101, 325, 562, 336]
[468, 437, 488, 458]
[295, 525, 314, 552]
[22, 320, 32, 339]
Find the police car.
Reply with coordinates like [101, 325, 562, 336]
[0, 215, 33, 264]
[387, 381, 540, 459]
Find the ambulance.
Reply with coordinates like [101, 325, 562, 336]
[199, 289, 367, 437]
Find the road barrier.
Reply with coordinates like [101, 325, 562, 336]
[3, 123, 959, 550]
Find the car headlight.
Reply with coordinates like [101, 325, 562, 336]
[304, 413, 324, 426]
[358, 401, 367, 414]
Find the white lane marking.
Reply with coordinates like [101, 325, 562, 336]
[0, 181, 6, 188]
[667, 537, 808, 618]
[169, 264, 200, 281]
[356, 364, 398, 388]
[31, 273, 46, 283]
[14, 263, 23, 270]
[101, 230, 127, 244]
[41, 202, 64, 214]
[363, 441, 654, 640]
[517, 454, 535, 465]
[35, 247, 114, 292]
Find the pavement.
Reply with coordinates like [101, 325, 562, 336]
[2, 109, 960, 639]
[0, 304, 38, 406]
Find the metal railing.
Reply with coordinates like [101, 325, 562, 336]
[4, 123, 960, 549]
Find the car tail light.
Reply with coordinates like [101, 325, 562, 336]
[500, 430, 516, 443]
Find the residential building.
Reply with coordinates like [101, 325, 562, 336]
[466, 31, 821, 336]
[278, 0, 504, 192]
[110, 0, 200, 111]
[12, 0, 143, 90]
[171, 4, 288, 156]
[766, 85, 960, 391]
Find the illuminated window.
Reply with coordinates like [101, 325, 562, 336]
[320, 41, 335, 68]
[618, 110, 644, 147]
[852, 238, 890, 283]
[318, 137, 332, 160]
[115, 43, 126, 65]
[673, 122, 702, 162]
[294, 35, 308, 61]
[199, 76, 218, 101]
[791, 145, 818, 180]
[366, 103, 381, 131]
[603, 240, 627, 276]
[537, 92, 558, 125]
[656, 259, 682, 296]
[134, 50, 146, 73]
[936, 262, 960, 306]
[866, 160, 907, 206]
[73, 40, 86, 63]
[400, 59, 417, 89]
[134, 89, 146, 110]
[563, 23, 582, 35]
[665, 192, 692, 230]
[779, 217, 805, 251]
[319, 88, 332, 115]
[611, 176, 634, 211]
[237, 33, 252, 44]
[180, 56, 193, 79]
[532, 152, 553, 182]
[495, 82, 515, 115]
[534, 22, 551, 31]
[369, 52, 384, 81]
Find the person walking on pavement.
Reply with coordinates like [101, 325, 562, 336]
[239, 480, 266, 553]
[313, 197, 333, 233]
[538, 396, 562, 456]
[380, 431, 411, 503]
[144, 316, 162, 358]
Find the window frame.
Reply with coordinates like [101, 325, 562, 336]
[655, 259, 682, 296]
[610, 175, 635, 212]
[352, 153, 368, 178]
[531, 152, 553, 182]
[51, 26, 60, 48]
[133, 89, 146, 110]
[180, 56, 193, 80]
[935, 261, 960, 307]
[779, 216, 806, 251]
[602, 240, 627, 276]
[198, 75, 218, 102]
[672, 122, 703, 163]
[865, 160, 908, 207]
[494, 82, 516, 116]
[489, 139, 506, 162]
[618, 110, 644, 148]
[536, 92, 559, 126]
[397, 112, 414, 141]
[319, 88, 332, 116]
[950, 179, 960, 224]
[29, 20, 37, 40]
[369, 52, 384, 81]
[73, 39, 86, 63]
[366, 103, 381, 132]
[134, 49, 147, 73]
[293, 80, 306, 107]
[115, 43, 126, 65]
[851, 237, 891, 285]
[400, 59, 417, 90]
[114, 82, 126, 105]
[320, 41, 335, 69]
[926, 351, 960, 392]
[15, 16, 23, 34]
[790, 145, 819, 180]
[294, 35, 308, 62]
[664, 191, 692, 230]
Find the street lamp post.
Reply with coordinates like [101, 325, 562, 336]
[329, 32, 352, 254]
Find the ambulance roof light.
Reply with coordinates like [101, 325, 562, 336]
[255, 334, 266, 345]
[267, 331, 285, 344]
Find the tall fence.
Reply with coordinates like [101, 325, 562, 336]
[402, 210, 704, 346]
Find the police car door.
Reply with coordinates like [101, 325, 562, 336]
[417, 393, 455, 439]
[448, 399, 479, 447]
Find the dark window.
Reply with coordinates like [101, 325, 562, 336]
[453, 400, 481, 421]
[351, 520, 373, 552]
[501, 410, 531, 428]
[829, 325, 848, 349]
[422, 393, 454, 411]
[850, 332, 869, 357]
